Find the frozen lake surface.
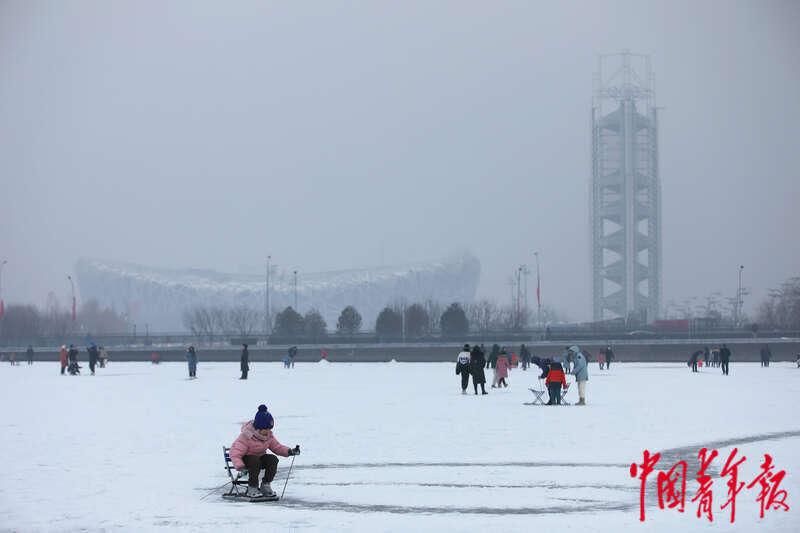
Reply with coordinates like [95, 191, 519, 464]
[1, 359, 798, 532]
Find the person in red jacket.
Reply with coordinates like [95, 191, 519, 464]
[59, 345, 68, 374]
[229, 405, 301, 499]
[545, 361, 568, 405]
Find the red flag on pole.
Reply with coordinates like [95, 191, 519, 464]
[0, 299, 4, 320]
[536, 277, 541, 306]
[71, 297, 76, 321]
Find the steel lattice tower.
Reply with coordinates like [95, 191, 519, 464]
[591, 51, 661, 323]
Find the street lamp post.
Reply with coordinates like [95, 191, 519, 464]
[67, 275, 76, 322]
[0, 259, 7, 320]
[534, 252, 542, 329]
[519, 266, 523, 327]
[737, 265, 744, 326]
[293, 270, 298, 310]
[266, 255, 271, 335]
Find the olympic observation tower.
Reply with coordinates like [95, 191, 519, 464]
[590, 51, 662, 323]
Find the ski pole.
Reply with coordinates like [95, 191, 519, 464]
[200, 480, 231, 500]
[280, 454, 296, 500]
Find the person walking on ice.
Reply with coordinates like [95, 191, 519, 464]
[229, 404, 301, 500]
[240, 344, 249, 380]
[495, 349, 510, 388]
[186, 345, 198, 378]
[570, 346, 589, 405]
[59, 345, 68, 375]
[456, 344, 471, 394]
[720, 344, 731, 375]
[470, 345, 488, 395]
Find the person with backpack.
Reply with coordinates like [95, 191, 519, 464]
[455, 344, 471, 395]
[229, 404, 301, 500]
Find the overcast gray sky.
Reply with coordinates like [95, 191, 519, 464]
[1, 0, 798, 322]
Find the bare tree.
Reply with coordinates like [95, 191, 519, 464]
[0, 305, 41, 340]
[227, 305, 261, 337]
[466, 300, 499, 333]
[182, 306, 216, 342]
[757, 277, 800, 329]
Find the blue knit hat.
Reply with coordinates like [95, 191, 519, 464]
[253, 404, 274, 430]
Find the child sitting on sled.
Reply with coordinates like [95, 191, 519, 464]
[229, 404, 301, 499]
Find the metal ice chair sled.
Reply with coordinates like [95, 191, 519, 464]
[222, 446, 249, 498]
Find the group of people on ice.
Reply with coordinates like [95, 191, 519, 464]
[687, 344, 732, 374]
[58, 343, 109, 375]
[456, 344, 589, 405]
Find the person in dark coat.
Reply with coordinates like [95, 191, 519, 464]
[87, 344, 99, 375]
[469, 346, 488, 395]
[186, 345, 198, 378]
[456, 344, 471, 394]
[703, 346, 710, 367]
[760, 344, 771, 368]
[25, 345, 34, 365]
[720, 344, 731, 375]
[520, 344, 531, 371]
[688, 349, 702, 373]
[486, 344, 499, 369]
[288, 346, 297, 368]
[68, 344, 78, 364]
[604, 346, 615, 369]
[240, 344, 250, 379]
[67, 344, 80, 375]
[532, 356, 552, 379]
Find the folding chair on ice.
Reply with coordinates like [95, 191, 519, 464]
[525, 384, 547, 405]
[559, 383, 571, 405]
[222, 446, 249, 498]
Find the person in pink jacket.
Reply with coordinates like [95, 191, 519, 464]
[229, 404, 301, 499]
[495, 349, 510, 388]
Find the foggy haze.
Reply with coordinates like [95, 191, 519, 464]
[1, 0, 798, 323]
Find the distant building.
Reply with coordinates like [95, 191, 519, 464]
[75, 253, 480, 332]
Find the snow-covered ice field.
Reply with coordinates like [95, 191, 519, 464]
[1, 359, 798, 532]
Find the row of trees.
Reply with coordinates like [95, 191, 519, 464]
[757, 277, 800, 330]
[181, 299, 561, 342]
[181, 304, 363, 342]
[0, 298, 128, 340]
